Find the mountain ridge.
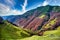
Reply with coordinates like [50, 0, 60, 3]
[2, 5, 60, 31]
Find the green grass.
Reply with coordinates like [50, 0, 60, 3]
[43, 30, 60, 37]
[21, 29, 60, 40]
[0, 21, 30, 40]
[57, 26, 60, 30]
[42, 18, 57, 28]
[39, 15, 46, 18]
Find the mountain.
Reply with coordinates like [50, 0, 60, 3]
[42, 12, 60, 30]
[6, 5, 60, 23]
[1, 5, 60, 40]
[6, 5, 60, 31]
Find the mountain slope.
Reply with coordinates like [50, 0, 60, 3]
[3, 5, 60, 32]
[5, 5, 60, 23]
[12, 6, 59, 26]
[0, 21, 31, 40]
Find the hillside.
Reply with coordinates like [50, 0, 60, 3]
[21, 29, 60, 40]
[11, 5, 60, 31]
[0, 21, 31, 40]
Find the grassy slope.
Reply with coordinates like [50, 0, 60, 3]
[0, 21, 31, 40]
[42, 18, 57, 29]
[21, 28, 60, 40]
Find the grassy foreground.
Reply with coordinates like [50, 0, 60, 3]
[0, 21, 60, 40]
[21, 29, 60, 40]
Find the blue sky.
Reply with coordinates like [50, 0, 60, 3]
[0, 0, 60, 16]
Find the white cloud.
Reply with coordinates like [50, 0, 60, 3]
[0, 0, 60, 16]
[0, 3, 11, 16]
[42, 0, 60, 6]
[42, 0, 49, 6]
[4, 0, 15, 7]
[50, 0, 60, 6]
[0, 3, 24, 16]
[0, 0, 28, 16]
[11, 10, 24, 15]
[21, 0, 27, 12]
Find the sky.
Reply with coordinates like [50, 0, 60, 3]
[0, 0, 60, 16]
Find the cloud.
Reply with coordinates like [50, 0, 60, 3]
[42, 0, 49, 6]
[50, 0, 60, 6]
[0, 0, 60, 16]
[0, 3, 23, 16]
[42, 0, 60, 6]
[0, 0, 27, 16]
[4, 0, 15, 7]
[21, 0, 27, 12]
[0, 3, 11, 16]
[0, 0, 28, 16]
[11, 10, 24, 15]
